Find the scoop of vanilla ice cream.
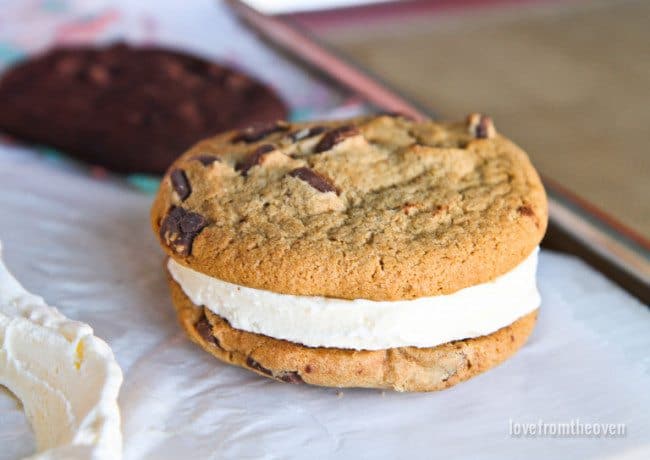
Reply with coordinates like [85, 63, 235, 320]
[0, 241, 123, 460]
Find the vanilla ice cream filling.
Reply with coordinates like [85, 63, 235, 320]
[168, 248, 540, 350]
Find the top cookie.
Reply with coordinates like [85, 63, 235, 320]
[151, 114, 547, 301]
[0, 43, 288, 174]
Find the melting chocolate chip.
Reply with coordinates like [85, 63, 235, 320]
[313, 125, 360, 153]
[476, 120, 491, 138]
[232, 122, 288, 143]
[193, 154, 220, 166]
[289, 125, 327, 142]
[159, 206, 207, 256]
[246, 357, 273, 376]
[235, 144, 276, 176]
[467, 113, 496, 139]
[278, 371, 303, 384]
[517, 205, 535, 217]
[195, 313, 221, 348]
[170, 169, 191, 201]
[289, 167, 338, 194]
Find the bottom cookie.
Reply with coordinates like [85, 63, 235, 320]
[168, 277, 538, 392]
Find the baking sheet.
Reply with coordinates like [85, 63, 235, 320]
[1, 140, 650, 460]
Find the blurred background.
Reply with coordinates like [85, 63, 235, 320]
[274, 0, 649, 238]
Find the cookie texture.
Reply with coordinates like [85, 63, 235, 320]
[169, 276, 538, 392]
[152, 114, 547, 300]
[0, 43, 288, 173]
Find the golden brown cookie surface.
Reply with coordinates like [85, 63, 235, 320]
[169, 276, 538, 392]
[151, 114, 547, 300]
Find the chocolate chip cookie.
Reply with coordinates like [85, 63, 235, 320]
[0, 43, 288, 174]
[151, 113, 548, 391]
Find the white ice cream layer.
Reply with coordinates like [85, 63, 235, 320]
[168, 248, 540, 350]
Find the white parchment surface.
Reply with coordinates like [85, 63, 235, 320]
[1, 143, 649, 460]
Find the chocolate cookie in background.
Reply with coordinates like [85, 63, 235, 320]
[0, 42, 288, 174]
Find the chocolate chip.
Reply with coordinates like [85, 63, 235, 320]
[232, 122, 288, 143]
[161, 59, 185, 79]
[178, 101, 201, 125]
[467, 113, 496, 139]
[278, 371, 303, 384]
[56, 56, 81, 76]
[313, 125, 360, 153]
[246, 357, 273, 376]
[289, 125, 326, 142]
[224, 72, 251, 91]
[170, 169, 191, 201]
[289, 167, 338, 194]
[195, 313, 221, 348]
[193, 154, 220, 166]
[517, 205, 535, 217]
[235, 144, 276, 176]
[159, 206, 207, 256]
[476, 120, 491, 139]
[88, 65, 110, 85]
